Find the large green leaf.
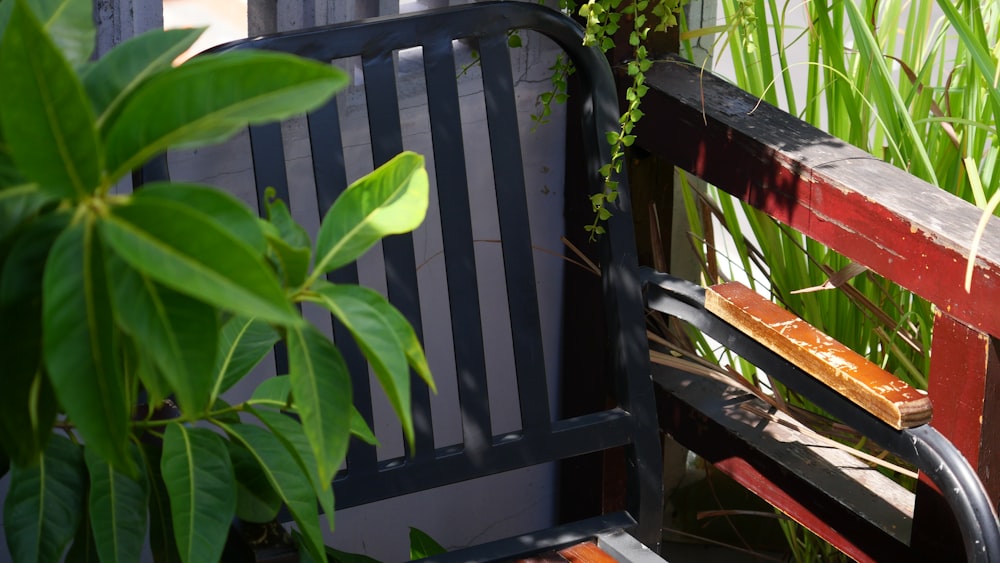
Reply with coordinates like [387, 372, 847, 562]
[161, 423, 236, 563]
[82, 28, 203, 125]
[0, 0, 100, 200]
[3, 434, 86, 563]
[0, 145, 25, 190]
[313, 151, 428, 276]
[248, 377, 378, 446]
[102, 50, 348, 180]
[310, 282, 433, 446]
[0, 183, 54, 243]
[64, 501, 100, 563]
[106, 250, 219, 415]
[42, 219, 132, 470]
[226, 439, 282, 523]
[286, 323, 352, 488]
[249, 374, 293, 406]
[84, 444, 148, 563]
[252, 409, 335, 527]
[101, 196, 300, 326]
[0, 213, 64, 465]
[20, 0, 95, 66]
[133, 182, 268, 254]
[213, 315, 281, 398]
[122, 331, 173, 408]
[219, 422, 327, 563]
[140, 442, 182, 563]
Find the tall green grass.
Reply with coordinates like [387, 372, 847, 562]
[667, 3, 998, 559]
[677, 0, 999, 392]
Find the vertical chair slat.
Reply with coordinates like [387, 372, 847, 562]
[249, 122, 291, 375]
[307, 98, 348, 215]
[362, 50, 435, 458]
[421, 36, 493, 452]
[478, 31, 551, 432]
[306, 97, 382, 474]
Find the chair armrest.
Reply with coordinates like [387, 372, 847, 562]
[704, 281, 931, 429]
[641, 267, 1000, 561]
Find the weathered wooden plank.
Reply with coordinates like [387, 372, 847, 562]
[637, 56, 1000, 339]
[705, 282, 932, 429]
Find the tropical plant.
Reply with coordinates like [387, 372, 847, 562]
[0, 0, 431, 561]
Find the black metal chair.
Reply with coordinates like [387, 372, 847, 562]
[137, 2, 1000, 561]
[142, 2, 664, 561]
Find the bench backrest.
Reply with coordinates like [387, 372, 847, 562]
[143, 1, 663, 549]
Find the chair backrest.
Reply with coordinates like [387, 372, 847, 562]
[143, 0, 663, 550]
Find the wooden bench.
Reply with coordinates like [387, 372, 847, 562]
[139, 2, 1000, 561]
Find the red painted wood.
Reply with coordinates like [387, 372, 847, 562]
[639, 56, 1000, 558]
[710, 456, 875, 563]
[655, 386, 913, 562]
[927, 313, 1000, 492]
[636, 57, 1000, 340]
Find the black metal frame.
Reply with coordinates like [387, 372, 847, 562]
[643, 268, 1000, 561]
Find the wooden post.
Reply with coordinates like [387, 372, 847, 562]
[93, 0, 162, 57]
[912, 312, 1000, 558]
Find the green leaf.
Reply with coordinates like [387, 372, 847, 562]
[265, 225, 313, 288]
[252, 409, 335, 526]
[64, 503, 100, 563]
[43, 219, 132, 470]
[409, 527, 447, 559]
[310, 282, 434, 447]
[0, 213, 65, 465]
[313, 151, 428, 276]
[249, 375, 293, 408]
[19, 0, 95, 65]
[315, 543, 381, 563]
[82, 27, 204, 125]
[264, 186, 311, 249]
[161, 423, 236, 563]
[0, 0, 100, 199]
[226, 440, 282, 523]
[3, 434, 86, 563]
[101, 196, 300, 326]
[286, 323, 351, 488]
[248, 378, 377, 447]
[350, 407, 379, 446]
[84, 443, 148, 563]
[140, 442, 182, 563]
[106, 250, 219, 415]
[0, 183, 54, 243]
[294, 533, 383, 563]
[102, 50, 348, 181]
[219, 422, 327, 563]
[263, 190, 312, 288]
[214, 315, 281, 398]
[122, 331, 172, 408]
[135, 182, 268, 254]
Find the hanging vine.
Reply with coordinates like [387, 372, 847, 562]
[545, 0, 686, 238]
